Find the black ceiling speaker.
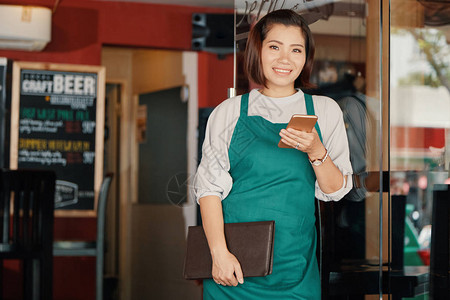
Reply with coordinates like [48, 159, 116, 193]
[191, 13, 234, 55]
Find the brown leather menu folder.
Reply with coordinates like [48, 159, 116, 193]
[183, 221, 275, 280]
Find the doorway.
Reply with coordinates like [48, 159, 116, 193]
[137, 86, 188, 205]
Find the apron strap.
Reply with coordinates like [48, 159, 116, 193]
[240, 93, 250, 117]
[304, 93, 323, 143]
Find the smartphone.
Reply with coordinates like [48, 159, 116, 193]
[278, 114, 318, 148]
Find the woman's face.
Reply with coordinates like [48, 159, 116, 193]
[261, 24, 306, 92]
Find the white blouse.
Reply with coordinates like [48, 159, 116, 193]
[193, 89, 353, 203]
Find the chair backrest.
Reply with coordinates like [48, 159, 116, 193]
[0, 169, 56, 254]
[391, 195, 407, 272]
[96, 173, 114, 248]
[430, 184, 449, 298]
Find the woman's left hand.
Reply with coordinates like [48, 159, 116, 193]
[279, 128, 326, 161]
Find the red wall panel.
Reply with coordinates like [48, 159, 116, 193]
[198, 52, 234, 108]
[0, 0, 232, 62]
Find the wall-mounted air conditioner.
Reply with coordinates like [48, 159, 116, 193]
[0, 5, 51, 51]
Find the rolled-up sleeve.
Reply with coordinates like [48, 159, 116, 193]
[314, 97, 353, 201]
[193, 98, 239, 204]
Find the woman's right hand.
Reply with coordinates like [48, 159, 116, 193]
[211, 248, 244, 286]
[198, 196, 243, 286]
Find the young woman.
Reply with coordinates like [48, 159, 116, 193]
[193, 9, 352, 299]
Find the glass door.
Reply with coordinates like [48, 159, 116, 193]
[390, 0, 450, 299]
[234, 1, 385, 298]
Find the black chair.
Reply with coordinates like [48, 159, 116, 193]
[319, 173, 429, 299]
[430, 184, 449, 299]
[0, 169, 56, 300]
[53, 173, 113, 300]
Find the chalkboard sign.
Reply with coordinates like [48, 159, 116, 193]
[10, 62, 105, 216]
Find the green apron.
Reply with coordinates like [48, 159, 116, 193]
[203, 92, 322, 299]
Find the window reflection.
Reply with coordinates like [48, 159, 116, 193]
[233, 0, 449, 298]
[391, 0, 450, 252]
[391, 0, 450, 298]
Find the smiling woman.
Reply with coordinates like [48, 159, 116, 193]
[193, 9, 352, 300]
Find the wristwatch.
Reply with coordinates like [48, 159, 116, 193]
[309, 149, 328, 166]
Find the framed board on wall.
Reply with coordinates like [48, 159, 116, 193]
[10, 62, 105, 216]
